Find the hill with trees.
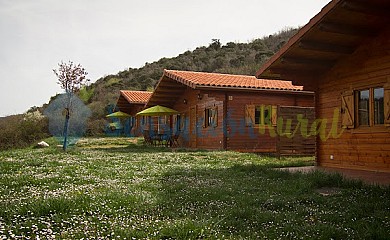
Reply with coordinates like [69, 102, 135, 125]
[0, 27, 298, 149]
[84, 27, 298, 120]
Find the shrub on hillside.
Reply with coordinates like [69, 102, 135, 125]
[85, 119, 108, 137]
[0, 111, 49, 150]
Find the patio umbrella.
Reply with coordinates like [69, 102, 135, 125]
[136, 105, 178, 133]
[106, 111, 130, 136]
[136, 105, 178, 116]
[106, 111, 131, 118]
[108, 122, 123, 130]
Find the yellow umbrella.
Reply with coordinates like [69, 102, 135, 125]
[136, 105, 178, 116]
[106, 111, 131, 118]
[136, 105, 178, 133]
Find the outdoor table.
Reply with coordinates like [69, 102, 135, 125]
[157, 133, 172, 147]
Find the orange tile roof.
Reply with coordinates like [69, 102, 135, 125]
[120, 90, 152, 104]
[164, 70, 303, 91]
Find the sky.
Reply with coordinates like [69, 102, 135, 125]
[0, 0, 330, 117]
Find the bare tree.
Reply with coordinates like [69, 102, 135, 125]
[53, 61, 89, 150]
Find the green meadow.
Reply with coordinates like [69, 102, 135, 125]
[0, 138, 389, 239]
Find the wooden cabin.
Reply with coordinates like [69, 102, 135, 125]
[147, 70, 315, 155]
[115, 90, 152, 136]
[256, 0, 390, 171]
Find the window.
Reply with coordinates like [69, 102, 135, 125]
[245, 105, 277, 127]
[374, 88, 384, 125]
[357, 89, 370, 126]
[175, 114, 186, 132]
[175, 114, 181, 132]
[255, 105, 272, 125]
[355, 87, 385, 127]
[141, 116, 146, 125]
[130, 116, 135, 127]
[204, 107, 217, 128]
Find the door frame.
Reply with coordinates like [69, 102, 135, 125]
[189, 106, 197, 148]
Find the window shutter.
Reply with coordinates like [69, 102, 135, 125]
[271, 105, 277, 126]
[203, 109, 207, 128]
[245, 105, 255, 127]
[212, 107, 218, 127]
[384, 84, 390, 126]
[341, 90, 355, 129]
[180, 114, 186, 130]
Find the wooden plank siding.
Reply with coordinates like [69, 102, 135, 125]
[194, 91, 225, 150]
[316, 26, 390, 172]
[169, 87, 315, 153]
[225, 91, 314, 153]
[277, 106, 316, 157]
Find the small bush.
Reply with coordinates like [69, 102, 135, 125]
[0, 112, 49, 150]
[85, 119, 108, 137]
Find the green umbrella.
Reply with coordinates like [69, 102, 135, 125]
[136, 105, 178, 133]
[109, 122, 123, 130]
[106, 111, 131, 118]
[136, 105, 178, 116]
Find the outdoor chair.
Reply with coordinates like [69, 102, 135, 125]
[149, 130, 161, 146]
[159, 132, 172, 147]
[143, 130, 152, 145]
[171, 131, 180, 148]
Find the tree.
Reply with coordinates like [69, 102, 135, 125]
[209, 39, 221, 50]
[53, 61, 89, 150]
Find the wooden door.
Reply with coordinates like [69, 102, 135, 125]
[277, 106, 316, 157]
[190, 106, 197, 148]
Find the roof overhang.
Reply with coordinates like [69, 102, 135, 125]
[195, 85, 314, 95]
[256, 0, 390, 85]
[115, 91, 151, 114]
[147, 75, 188, 107]
[116, 95, 145, 114]
[147, 71, 314, 107]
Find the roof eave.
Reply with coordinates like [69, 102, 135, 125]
[119, 90, 151, 104]
[195, 85, 313, 95]
[255, 0, 342, 79]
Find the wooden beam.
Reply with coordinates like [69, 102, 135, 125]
[150, 96, 177, 101]
[147, 100, 174, 106]
[158, 82, 186, 88]
[319, 22, 378, 37]
[153, 94, 178, 99]
[298, 40, 356, 54]
[269, 67, 325, 78]
[154, 88, 186, 94]
[281, 56, 336, 68]
[342, 1, 390, 18]
[152, 93, 182, 98]
[258, 70, 282, 80]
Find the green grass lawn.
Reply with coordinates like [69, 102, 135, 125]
[0, 137, 389, 239]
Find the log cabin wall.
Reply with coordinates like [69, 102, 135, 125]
[194, 91, 225, 150]
[225, 91, 314, 153]
[170, 87, 314, 152]
[114, 103, 146, 137]
[169, 87, 193, 148]
[171, 88, 225, 149]
[277, 106, 316, 157]
[316, 26, 390, 172]
[132, 105, 147, 137]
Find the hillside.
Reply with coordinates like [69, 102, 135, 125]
[0, 27, 299, 150]
[83, 27, 298, 122]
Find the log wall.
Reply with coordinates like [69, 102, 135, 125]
[316, 26, 390, 172]
[225, 91, 314, 153]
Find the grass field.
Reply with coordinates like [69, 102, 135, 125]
[0, 137, 389, 239]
